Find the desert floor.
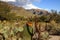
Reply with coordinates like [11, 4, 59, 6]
[49, 35, 60, 40]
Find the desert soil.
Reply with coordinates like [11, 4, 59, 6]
[49, 35, 60, 40]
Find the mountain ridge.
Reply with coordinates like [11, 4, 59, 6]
[0, 0, 48, 11]
[0, 1, 34, 18]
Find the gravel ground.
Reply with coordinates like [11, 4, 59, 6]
[49, 35, 60, 40]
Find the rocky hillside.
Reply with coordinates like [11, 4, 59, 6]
[26, 9, 50, 15]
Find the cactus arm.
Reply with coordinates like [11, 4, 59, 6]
[26, 24, 33, 36]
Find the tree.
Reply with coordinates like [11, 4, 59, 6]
[39, 15, 50, 22]
[5, 13, 17, 20]
[0, 1, 11, 20]
[58, 11, 60, 14]
[0, 1, 11, 13]
[51, 10, 57, 14]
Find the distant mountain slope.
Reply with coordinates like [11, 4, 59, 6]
[0, 1, 50, 19]
[10, 6, 34, 17]
[7, 1, 50, 15]
[0, 1, 34, 18]
[26, 9, 50, 15]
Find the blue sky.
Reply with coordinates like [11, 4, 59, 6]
[33, 0, 60, 11]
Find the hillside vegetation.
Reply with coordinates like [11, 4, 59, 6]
[0, 1, 60, 40]
[0, 1, 34, 21]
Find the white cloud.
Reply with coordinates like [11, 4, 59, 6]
[23, 4, 41, 9]
[0, 0, 16, 2]
[22, 3, 48, 11]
